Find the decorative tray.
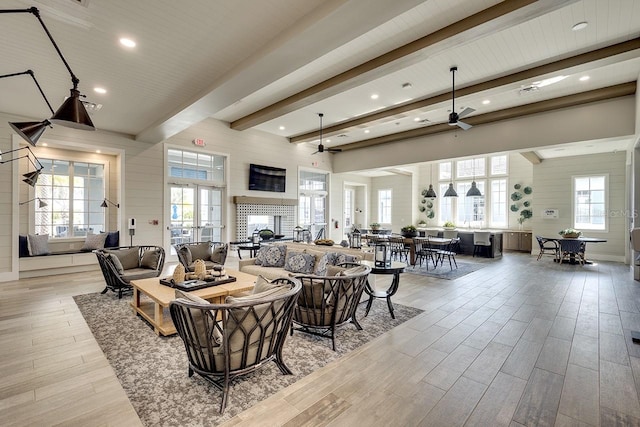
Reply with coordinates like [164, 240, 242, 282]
[160, 276, 236, 291]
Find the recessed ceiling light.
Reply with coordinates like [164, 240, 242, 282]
[94, 87, 107, 94]
[482, 100, 490, 105]
[572, 21, 588, 31]
[579, 75, 590, 82]
[119, 37, 136, 48]
[279, 126, 285, 130]
[413, 117, 421, 122]
[41, 142, 48, 147]
[326, 139, 331, 143]
[370, 94, 379, 100]
[364, 129, 370, 134]
[96, 150, 101, 154]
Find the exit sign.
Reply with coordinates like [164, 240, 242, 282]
[193, 138, 205, 147]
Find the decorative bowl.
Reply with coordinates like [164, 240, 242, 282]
[561, 232, 581, 238]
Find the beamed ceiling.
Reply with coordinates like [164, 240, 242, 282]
[0, 0, 638, 160]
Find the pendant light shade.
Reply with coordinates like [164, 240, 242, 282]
[466, 180, 482, 197]
[22, 169, 42, 187]
[50, 89, 95, 131]
[9, 120, 51, 147]
[425, 184, 437, 198]
[444, 183, 458, 197]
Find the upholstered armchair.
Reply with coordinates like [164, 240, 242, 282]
[291, 264, 371, 351]
[95, 245, 165, 298]
[169, 277, 301, 414]
[174, 241, 228, 272]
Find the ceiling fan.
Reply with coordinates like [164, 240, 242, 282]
[448, 66, 475, 130]
[313, 113, 341, 154]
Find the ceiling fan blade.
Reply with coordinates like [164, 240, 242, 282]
[456, 120, 472, 131]
[458, 107, 475, 119]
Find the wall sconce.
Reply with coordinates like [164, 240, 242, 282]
[0, 145, 44, 187]
[0, 70, 55, 146]
[20, 197, 47, 208]
[1, 7, 96, 131]
[100, 198, 120, 208]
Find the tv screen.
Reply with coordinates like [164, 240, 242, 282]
[249, 163, 286, 192]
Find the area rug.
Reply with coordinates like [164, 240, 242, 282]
[406, 259, 487, 280]
[73, 293, 422, 426]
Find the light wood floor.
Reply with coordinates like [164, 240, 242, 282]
[2, 253, 640, 426]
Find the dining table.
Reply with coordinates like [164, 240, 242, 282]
[542, 236, 607, 264]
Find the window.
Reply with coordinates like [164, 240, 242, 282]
[439, 162, 452, 181]
[490, 179, 507, 227]
[456, 158, 485, 179]
[378, 189, 392, 224]
[168, 149, 225, 182]
[344, 189, 353, 228]
[456, 181, 485, 225]
[574, 175, 606, 230]
[35, 159, 105, 238]
[298, 170, 328, 237]
[439, 183, 454, 222]
[490, 155, 507, 175]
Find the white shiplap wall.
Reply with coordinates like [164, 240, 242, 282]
[370, 173, 413, 233]
[532, 151, 627, 261]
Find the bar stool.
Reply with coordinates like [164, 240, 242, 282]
[473, 231, 491, 257]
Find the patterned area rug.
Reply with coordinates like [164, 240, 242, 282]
[406, 258, 488, 280]
[73, 293, 422, 426]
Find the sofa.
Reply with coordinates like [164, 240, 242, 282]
[95, 245, 165, 298]
[238, 242, 372, 280]
[174, 241, 228, 272]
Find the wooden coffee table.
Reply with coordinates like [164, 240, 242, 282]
[130, 268, 257, 336]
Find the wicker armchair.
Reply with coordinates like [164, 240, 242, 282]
[174, 241, 228, 272]
[170, 277, 301, 414]
[291, 264, 371, 351]
[95, 245, 165, 298]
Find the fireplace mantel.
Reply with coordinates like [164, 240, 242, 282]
[233, 196, 297, 206]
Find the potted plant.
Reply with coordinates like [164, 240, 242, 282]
[442, 221, 456, 230]
[401, 225, 417, 238]
[559, 228, 581, 238]
[369, 222, 381, 234]
[417, 220, 427, 228]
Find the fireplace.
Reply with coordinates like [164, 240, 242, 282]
[234, 196, 297, 240]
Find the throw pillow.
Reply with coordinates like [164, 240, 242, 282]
[106, 246, 139, 270]
[107, 253, 125, 275]
[339, 265, 369, 276]
[210, 244, 227, 264]
[27, 234, 50, 256]
[104, 231, 119, 248]
[140, 248, 161, 270]
[189, 242, 211, 261]
[259, 245, 287, 267]
[284, 251, 315, 274]
[334, 253, 360, 266]
[82, 232, 108, 251]
[178, 246, 192, 266]
[314, 253, 329, 276]
[174, 290, 222, 345]
[18, 235, 30, 258]
[252, 275, 284, 294]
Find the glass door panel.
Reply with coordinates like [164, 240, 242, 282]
[170, 186, 196, 255]
[198, 187, 223, 242]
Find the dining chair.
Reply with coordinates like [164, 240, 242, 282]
[535, 236, 559, 261]
[558, 239, 586, 265]
[435, 238, 459, 270]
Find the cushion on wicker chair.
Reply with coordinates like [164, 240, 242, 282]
[107, 247, 140, 270]
[140, 248, 162, 269]
[175, 289, 222, 345]
[189, 242, 211, 261]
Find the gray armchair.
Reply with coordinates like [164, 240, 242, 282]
[95, 245, 165, 298]
[291, 264, 371, 351]
[174, 241, 228, 272]
[170, 277, 301, 414]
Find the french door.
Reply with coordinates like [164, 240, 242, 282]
[168, 184, 224, 256]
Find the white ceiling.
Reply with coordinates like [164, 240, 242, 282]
[0, 0, 638, 167]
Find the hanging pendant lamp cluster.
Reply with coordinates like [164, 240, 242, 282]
[0, 7, 96, 147]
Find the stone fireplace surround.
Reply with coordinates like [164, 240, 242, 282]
[233, 196, 297, 241]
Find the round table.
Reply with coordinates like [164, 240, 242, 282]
[361, 260, 406, 319]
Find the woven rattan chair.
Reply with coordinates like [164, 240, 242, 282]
[536, 236, 560, 261]
[95, 245, 165, 298]
[291, 264, 371, 351]
[174, 241, 228, 272]
[559, 239, 586, 265]
[170, 277, 302, 414]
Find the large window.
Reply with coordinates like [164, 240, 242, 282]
[574, 175, 606, 230]
[378, 189, 392, 224]
[35, 159, 105, 238]
[168, 149, 225, 182]
[437, 155, 507, 227]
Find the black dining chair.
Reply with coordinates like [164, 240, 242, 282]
[535, 236, 559, 261]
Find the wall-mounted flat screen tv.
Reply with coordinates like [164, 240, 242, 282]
[249, 163, 286, 192]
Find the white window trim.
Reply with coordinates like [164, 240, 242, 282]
[572, 173, 608, 233]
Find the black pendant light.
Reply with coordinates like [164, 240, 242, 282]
[444, 183, 458, 197]
[425, 184, 437, 198]
[466, 181, 482, 197]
